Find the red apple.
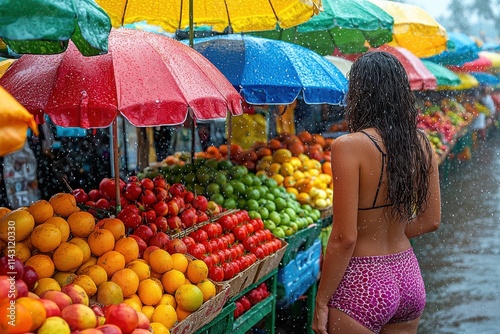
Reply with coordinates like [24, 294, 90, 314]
[184, 191, 195, 203]
[166, 200, 179, 217]
[141, 209, 157, 224]
[72, 188, 89, 203]
[193, 195, 209, 211]
[117, 209, 142, 229]
[135, 310, 150, 329]
[97, 324, 123, 334]
[95, 198, 112, 211]
[91, 303, 105, 317]
[128, 235, 148, 255]
[0, 276, 13, 300]
[61, 304, 97, 331]
[88, 189, 102, 202]
[153, 216, 168, 232]
[166, 216, 182, 230]
[154, 187, 169, 201]
[132, 225, 154, 243]
[167, 238, 187, 254]
[123, 204, 140, 216]
[39, 298, 61, 317]
[61, 284, 89, 305]
[153, 201, 169, 217]
[153, 175, 167, 189]
[100, 178, 117, 199]
[168, 183, 186, 197]
[124, 182, 142, 201]
[21, 265, 38, 291]
[40, 290, 73, 311]
[149, 232, 170, 249]
[139, 189, 157, 208]
[179, 207, 197, 228]
[196, 210, 209, 224]
[105, 303, 139, 334]
[0, 256, 24, 279]
[14, 279, 28, 298]
[140, 178, 155, 191]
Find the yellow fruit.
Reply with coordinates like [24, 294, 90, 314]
[175, 306, 192, 322]
[99, 218, 126, 241]
[77, 256, 98, 274]
[30, 223, 62, 252]
[150, 322, 171, 334]
[80, 264, 108, 287]
[161, 269, 185, 295]
[126, 260, 151, 281]
[141, 305, 155, 321]
[271, 174, 284, 186]
[113, 236, 139, 264]
[186, 260, 208, 284]
[171, 253, 189, 273]
[88, 228, 115, 257]
[49, 193, 78, 217]
[68, 237, 92, 263]
[27, 200, 54, 224]
[67, 211, 95, 238]
[52, 242, 84, 272]
[158, 294, 177, 308]
[0, 209, 35, 242]
[152, 304, 178, 329]
[97, 250, 126, 277]
[297, 192, 311, 204]
[123, 297, 142, 312]
[53, 272, 77, 287]
[0, 207, 11, 219]
[96, 281, 124, 306]
[279, 162, 294, 176]
[73, 274, 97, 297]
[137, 279, 163, 306]
[148, 249, 173, 274]
[111, 268, 140, 297]
[37, 316, 71, 334]
[293, 170, 306, 180]
[197, 279, 216, 302]
[25, 254, 55, 279]
[175, 284, 204, 312]
[286, 187, 299, 198]
[33, 277, 61, 296]
[44, 217, 71, 242]
[3, 242, 30, 263]
[289, 157, 303, 170]
[266, 162, 282, 175]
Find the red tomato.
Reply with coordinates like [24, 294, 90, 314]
[202, 253, 219, 268]
[190, 229, 209, 243]
[253, 246, 266, 259]
[222, 262, 236, 280]
[202, 241, 213, 253]
[243, 235, 259, 252]
[233, 225, 249, 241]
[182, 236, 196, 248]
[245, 222, 255, 234]
[218, 215, 236, 231]
[209, 265, 224, 282]
[215, 249, 226, 263]
[250, 218, 265, 231]
[202, 223, 221, 239]
[188, 243, 206, 259]
[263, 229, 273, 241]
[230, 246, 240, 261]
[209, 239, 220, 252]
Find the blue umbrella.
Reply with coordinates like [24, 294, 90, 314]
[470, 72, 500, 87]
[482, 42, 500, 52]
[188, 35, 348, 105]
[422, 32, 480, 66]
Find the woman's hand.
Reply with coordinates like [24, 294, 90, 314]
[312, 304, 329, 334]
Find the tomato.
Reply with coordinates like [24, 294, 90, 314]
[242, 235, 259, 252]
[253, 246, 266, 259]
[218, 215, 237, 231]
[215, 249, 226, 263]
[202, 253, 219, 268]
[182, 236, 196, 248]
[233, 225, 249, 241]
[190, 229, 209, 243]
[222, 262, 237, 280]
[202, 223, 221, 239]
[245, 222, 255, 234]
[230, 246, 240, 261]
[208, 265, 224, 282]
[209, 239, 220, 252]
[254, 230, 267, 243]
[202, 241, 213, 253]
[263, 229, 273, 241]
[223, 233, 235, 246]
[188, 243, 206, 259]
[250, 218, 265, 231]
[223, 248, 233, 262]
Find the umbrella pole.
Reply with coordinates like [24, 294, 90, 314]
[227, 110, 232, 161]
[190, 110, 196, 163]
[112, 119, 121, 213]
[189, 0, 194, 47]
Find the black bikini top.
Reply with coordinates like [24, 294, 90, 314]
[358, 130, 393, 211]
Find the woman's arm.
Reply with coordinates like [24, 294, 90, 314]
[405, 135, 441, 238]
[313, 136, 360, 333]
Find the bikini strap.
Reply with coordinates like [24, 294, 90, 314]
[360, 130, 387, 209]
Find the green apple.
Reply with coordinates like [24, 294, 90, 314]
[241, 174, 254, 187]
[223, 197, 237, 209]
[264, 177, 278, 188]
[269, 211, 281, 225]
[271, 226, 286, 238]
[265, 193, 275, 201]
[210, 193, 225, 205]
[284, 226, 295, 237]
[265, 201, 276, 212]
[205, 159, 219, 170]
[184, 173, 196, 184]
[289, 222, 299, 232]
[274, 198, 287, 211]
[246, 199, 259, 211]
[238, 198, 247, 208]
[248, 211, 261, 219]
[258, 207, 270, 220]
[230, 180, 247, 196]
[252, 176, 262, 186]
[193, 184, 205, 196]
[221, 184, 234, 197]
[245, 188, 261, 200]
[279, 212, 291, 226]
[214, 171, 227, 186]
[218, 160, 233, 170]
[264, 220, 276, 231]
[206, 183, 221, 197]
[284, 208, 297, 221]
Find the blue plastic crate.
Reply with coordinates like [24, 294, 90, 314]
[277, 238, 321, 308]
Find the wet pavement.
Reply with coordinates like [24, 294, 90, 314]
[415, 130, 500, 334]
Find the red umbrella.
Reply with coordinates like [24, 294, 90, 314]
[447, 53, 493, 73]
[333, 45, 437, 90]
[0, 28, 243, 207]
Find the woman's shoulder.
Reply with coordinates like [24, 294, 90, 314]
[330, 132, 370, 158]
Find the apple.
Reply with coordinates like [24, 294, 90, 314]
[37, 316, 72, 334]
[61, 304, 97, 331]
[181, 236, 196, 248]
[180, 207, 197, 228]
[100, 178, 117, 199]
[0, 275, 12, 300]
[14, 279, 29, 298]
[61, 284, 89, 306]
[123, 204, 140, 216]
[153, 175, 167, 189]
[72, 188, 89, 203]
[153, 216, 168, 232]
[128, 235, 148, 256]
[196, 210, 209, 224]
[139, 190, 156, 208]
[88, 189, 102, 202]
[167, 216, 182, 230]
[184, 191, 195, 203]
[105, 303, 139, 334]
[131, 329, 152, 334]
[140, 178, 155, 191]
[0, 256, 24, 279]
[124, 182, 142, 201]
[117, 209, 142, 229]
[153, 201, 169, 217]
[193, 195, 209, 211]
[97, 324, 123, 334]
[239, 295, 252, 311]
[39, 298, 62, 317]
[154, 187, 169, 201]
[169, 183, 186, 197]
[96, 198, 112, 211]
[91, 303, 105, 317]
[234, 300, 245, 318]
[172, 196, 185, 212]
[166, 200, 179, 217]
[135, 310, 150, 329]
[207, 200, 221, 215]
[21, 265, 38, 291]
[149, 222, 158, 235]
[40, 290, 73, 311]
[167, 238, 187, 254]
[149, 232, 170, 249]
[141, 209, 157, 224]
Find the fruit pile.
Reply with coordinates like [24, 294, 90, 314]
[0, 194, 221, 333]
[233, 282, 270, 319]
[159, 158, 321, 238]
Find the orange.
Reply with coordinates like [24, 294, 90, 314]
[0, 298, 33, 333]
[16, 297, 47, 331]
[142, 245, 160, 262]
[126, 260, 151, 281]
[111, 268, 140, 297]
[30, 223, 62, 252]
[53, 271, 77, 287]
[96, 281, 124, 306]
[123, 297, 142, 312]
[152, 277, 164, 293]
[80, 264, 108, 287]
[99, 217, 126, 241]
[152, 304, 178, 329]
[20, 234, 35, 251]
[97, 250, 126, 277]
[87, 228, 115, 256]
[197, 279, 216, 302]
[175, 284, 204, 312]
[67, 211, 95, 238]
[186, 260, 208, 284]
[49, 193, 78, 217]
[150, 270, 162, 280]
[44, 216, 71, 242]
[175, 305, 192, 322]
[141, 305, 155, 321]
[161, 269, 185, 295]
[68, 237, 92, 263]
[150, 322, 171, 334]
[27, 199, 54, 224]
[0, 207, 11, 220]
[171, 253, 189, 273]
[158, 294, 177, 308]
[137, 278, 163, 306]
[148, 249, 173, 274]
[52, 242, 84, 272]
[3, 242, 31, 263]
[77, 256, 98, 274]
[25, 254, 55, 279]
[72, 274, 97, 297]
[114, 236, 139, 264]
[0, 209, 35, 242]
[33, 277, 61, 296]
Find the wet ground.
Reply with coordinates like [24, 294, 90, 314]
[415, 130, 500, 334]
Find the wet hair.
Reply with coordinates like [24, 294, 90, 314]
[345, 51, 433, 223]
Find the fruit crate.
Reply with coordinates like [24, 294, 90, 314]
[280, 223, 322, 267]
[233, 294, 276, 334]
[195, 302, 236, 334]
[224, 260, 261, 299]
[277, 238, 321, 308]
[253, 239, 288, 284]
[171, 280, 230, 334]
[317, 215, 333, 228]
[318, 205, 333, 219]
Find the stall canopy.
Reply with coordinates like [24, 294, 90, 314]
[470, 72, 500, 87]
[324, 56, 353, 77]
[439, 72, 480, 91]
[421, 60, 461, 87]
[368, 0, 448, 58]
[423, 32, 480, 66]
[479, 51, 500, 68]
[448, 53, 493, 73]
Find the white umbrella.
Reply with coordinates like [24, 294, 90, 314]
[324, 56, 353, 77]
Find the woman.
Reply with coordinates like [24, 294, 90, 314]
[313, 51, 441, 334]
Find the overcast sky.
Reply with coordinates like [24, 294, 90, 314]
[407, 0, 451, 20]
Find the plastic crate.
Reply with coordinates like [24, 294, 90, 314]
[317, 216, 333, 228]
[277, 238, 321, 308]
[281, 223, 322, 267]
[233, 294, 276, 334]
[195, 302, 235, 334]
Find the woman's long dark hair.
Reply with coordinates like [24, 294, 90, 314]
[345, 51, 433, 222]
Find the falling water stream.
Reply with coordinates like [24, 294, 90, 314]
[415, 130, 500, 334]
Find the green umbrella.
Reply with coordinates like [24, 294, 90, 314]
[421, 60, 461, 87]
[0, 0, 111, 56]
[252, 0, 394, 55]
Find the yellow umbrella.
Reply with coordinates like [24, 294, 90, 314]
[480, 51, 500, 68]
[95, 0, 322, 33]
[0, 86, 38, 156]
[369, 0, 447, 58]
[438, 73, 479, 91]
[0, 58, 15, 78]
